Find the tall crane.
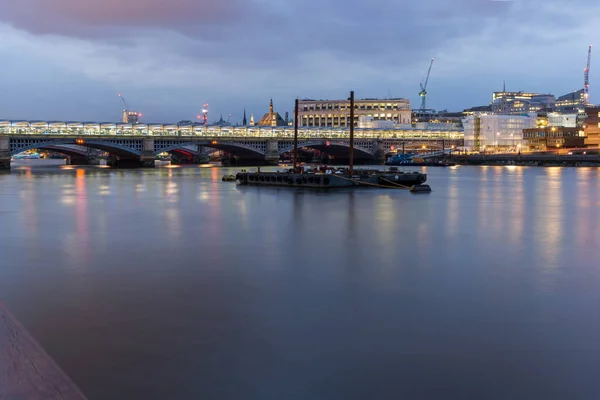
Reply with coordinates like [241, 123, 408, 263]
[117, 93, 141, 123]
[419, 58, 434, 111]
[118, 93, 130, 111]
[584, 45, 592, 105]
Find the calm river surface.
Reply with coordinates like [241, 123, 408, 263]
[1, 160, 600, 399]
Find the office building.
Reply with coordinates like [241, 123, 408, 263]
[583, 106, 600, 147]
[297, 98, 411, 128]
[555, 89, 585, 113]
[122, 110, 140, 124]
[462, 114, 537, 151]
[491, 91, 555, 114]
[523, 126, 585, 150]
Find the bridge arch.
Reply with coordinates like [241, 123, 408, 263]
[10, 138, 142, 157]
[154, 141, 266, 158]
[279, 140, 374, 159]
[41, 144, 89, 158]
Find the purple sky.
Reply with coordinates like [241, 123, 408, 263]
[0, 0, 597, 123]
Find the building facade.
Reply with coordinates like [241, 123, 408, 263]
[491, 91, 555, 114]
[523, 126, 585, 150]
[546, 112, 578, 128]
[555, 89, 585, 113]
[122, 110, 140, 124]
[462, 114, 537, 151]
[583, 106, 600, 147]
[297, 98, 411, 128]
[257, 99, 288, 127]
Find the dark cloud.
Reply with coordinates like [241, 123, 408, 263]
[0, 0, 597, 121]
[0, 0, 242, 37]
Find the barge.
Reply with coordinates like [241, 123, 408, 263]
[236, 168, 426, 188]
[232, 91, 431, 192]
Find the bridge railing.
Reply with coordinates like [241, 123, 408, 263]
[0, 123, 464, 140]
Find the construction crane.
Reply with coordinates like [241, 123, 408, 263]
[584, 45, 592, 105]
[117, 93, 141, 123]
[118, 93, 130, 111]
[419, 58, 434, 111]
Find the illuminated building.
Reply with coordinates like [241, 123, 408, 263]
[491, 91, 555, 114]
[523, 126, 585, 150]
[555, 89, 585, 113]
[122, 110, 140, 124]
[583, 106, 600, 147]
[297, 98, 412, 128]
[546, 112, 578, 128]
[257, 99, 288, 127]
[462, 114, 537, 151]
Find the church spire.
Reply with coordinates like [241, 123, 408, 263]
[242, 108, 247, 126]
[269, 99, 274, 116]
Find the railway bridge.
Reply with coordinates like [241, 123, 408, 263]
[0, 121, 463, 169]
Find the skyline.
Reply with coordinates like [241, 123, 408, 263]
[0, 0, 598, 123]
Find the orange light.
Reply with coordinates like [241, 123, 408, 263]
[211, 140, 218, 145]
[76, 139, 84, 145]
[390, 145, 395, 150]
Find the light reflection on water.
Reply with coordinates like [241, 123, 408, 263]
[1, 163, 600, 399]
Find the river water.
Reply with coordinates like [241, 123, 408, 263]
[1, 160, 600, 399]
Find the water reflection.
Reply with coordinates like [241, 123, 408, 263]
[2, 164, 600, 399]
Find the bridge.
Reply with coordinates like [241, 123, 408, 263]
[0, 120, 463, 169]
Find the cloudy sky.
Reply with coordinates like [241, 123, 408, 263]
[0, 0, 597, 123]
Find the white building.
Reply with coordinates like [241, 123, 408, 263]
[357, 116, 396, 129]
[462, 114, 537, 151]
[547, 112, 578, 128]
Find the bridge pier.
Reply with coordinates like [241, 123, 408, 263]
[140, 138, 156, 168]
[373, 139, 386, 165]
[66, 155, 100, 166]
[264, 140, 280, 165]
[0, 137, 10, 171]
[106, 155, 154, 168]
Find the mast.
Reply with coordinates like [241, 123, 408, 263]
[293, 98, 299, 171]
[349, 90, 355, 174]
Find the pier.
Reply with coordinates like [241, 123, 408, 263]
[0, 302, 87, 399]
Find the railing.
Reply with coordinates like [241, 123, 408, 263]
[0, 122, 464, 140]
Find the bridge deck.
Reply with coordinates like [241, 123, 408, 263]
[0, 302, 87, 399]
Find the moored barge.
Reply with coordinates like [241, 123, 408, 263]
[233, 91, 431, 192]
[236, 168, 426, 188]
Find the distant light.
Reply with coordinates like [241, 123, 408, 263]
[211, 140, 218, 145]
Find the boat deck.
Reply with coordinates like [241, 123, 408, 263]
[236, 169, 427, 189]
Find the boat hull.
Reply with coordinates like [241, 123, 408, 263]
[386, 161, 455, 167]
[236, 171, 427, 189]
